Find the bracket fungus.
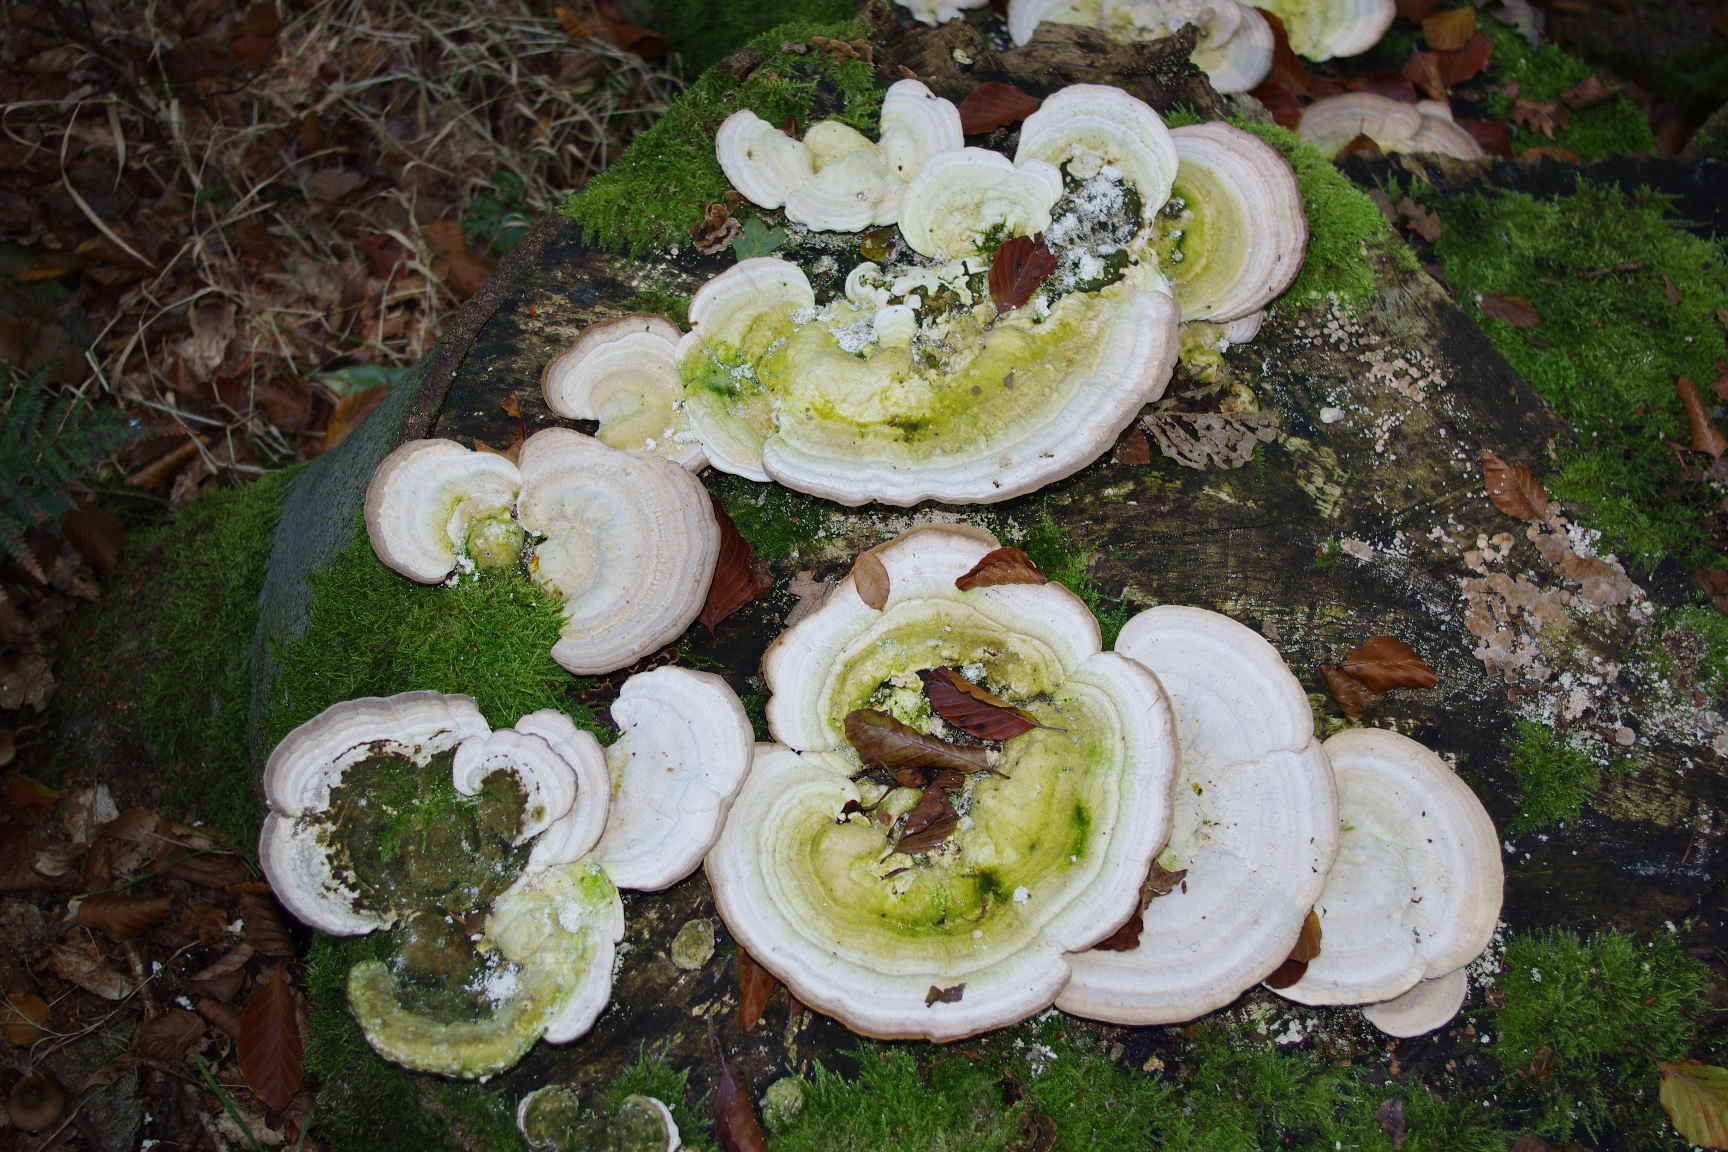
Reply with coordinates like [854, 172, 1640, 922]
[893, 0, 990, 26]
[540, 314, 704, 470]
[1058, 606, 1338, 1024]
[1005, 0, 1274, 94]
[518, 1086, 680, 1152]
[898, 149, 1065, 261]
[716, 79, 963, 231]
[366, 430, 719, 676]
[1270, 728, 1503, 1036]
[1253, 0, 1394, 61]
[1299, 94, 1486, 161]
[707, 527, 1178, 1040]
[259, 691, 624, 1078]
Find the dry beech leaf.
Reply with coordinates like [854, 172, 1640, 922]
[919, 667, 1040, 741]
[1342, 132, 1384, 155]
[1401, 51, 1446, 100]
[47, 939, 132, 1000]
[1479, 292, 1542, 328]
[1341, 635, 1438, 692]
[1559, 75, 1618, 110]
[421, 218, 494, 300]
[1658, 1061, 1728, 1150]
[895, 789, 959, 855]
[1460, 118, 1513, 157]
[1695, 568, 1728, 615]
[1519, 145, 1581, 164]
[710, 1031, 769, 1152]
[703, 497, 774, 632]
[1510, 98, 1567, 138]
[853, 550, 890, 610]
[925, 983, 966, 1006]
[1320, 665, 1371, 723]
[3, 992, 50, 1045]
[1422, 7, 1475, 50]
[238, 965, 303, 1113]
[1395, 197, 1442, 243]
[74, 893, 172, 942]
[237, 892, 295, 957]
[1677, 377, 1727, 457]
[737, 946, 780, 1033]
[958, 82, 1042, 133]
[191, 945, 255, 983]
[1480, 450, 1550, 520]
[6, 775, 58, 808]
[955, 546, 1048, 590]
[1263, 910, 1322, 988]
[989, 234, 1057, 313]
[1437, 34, 1493, 85]
[323, 384, 388, 453]
[197, 998, 243, 1039]
[1092, 909, 1143, 951]
[132, 1009, 206, 1064]
[844, 710, 992, 776]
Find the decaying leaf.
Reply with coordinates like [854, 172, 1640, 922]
[1437, 34, 1493, 85]
[236, 892, 295, 957]
[989, 235, 1057, 313]
[237, 965, 303, 1112]
[1340, 636, 1438, 692]
[1478, 292, 1542, 328]
[844, 710, 992, 776]
[955, 546, 1048, 590]
[1395, 197, 1443, 243]
[421, 218, 493, 299]
[323, 384, 388, 453]
[1658, 1061, 1728, 1150]
[1142, 410, 1281, 471]
[959, 82, 1042, 133]
[1677, 377, 1727, 458]
[736, 945, 780, 1032]
[132, 1009, 206, 1064]
[1694, 569, 1728, 616]
[1400, 52, 1446, 101]
[783, 570, 832, 629]
[1092, 909, 1143, 951]
[1146, 861, 1188, 898]
[1263, 909, 1322, 988]
[1320, 665, 1371, 723]
[853, 549, 890, 610]
[2, 992, 50, 1045]
[1422, 6, 1475, 50]
[73, 893, 172, 942]
[925, 983, 966, 1006]
[702, 497, 774, 632]
[1509, 98, 1567, 139]
[48, 938, 133, 1000]
[919, 667, 1040, 741]
[710, 1031, 770, 1152]
[1376, 1097, 1408, 1149]
[1559, 75, 1618, 110]
[1480, 450, 1550, 520]
[693, 202, 744, 255]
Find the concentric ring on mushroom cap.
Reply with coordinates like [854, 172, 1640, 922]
[898, 149, 1064, 261]
[1013, 84, 1179, 216]
[514, 428, 719, 676]
[713, 526, 1178, 1041]
[1166, 122, 1308, 323]
[511, 709, 611, 873]
[1273, 727, 1503, 1008]
[1255, 0, 1393, 61]
[364, 440, 522, 583]
[1058, 606, 1338, 1025]
[541, 315, 704, 471]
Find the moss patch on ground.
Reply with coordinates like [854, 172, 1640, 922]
[1505, 718, 1597, 833]
[1428, 179, 1728, 569]
[657, 0, 859, 77]
[562, 19, 881, 256]
[56, 470, 294, 852]
[1021, 510, 1130, 649]
[1487, 928, 1710, 1146]
[1479, 17, 1657, 161]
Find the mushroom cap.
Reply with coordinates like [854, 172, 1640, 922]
[1220, 310, 1265, 345]
[1165, 122, 1308, 322]
[1409, 100, 1487, 160]
[716, 527, 1177, 1039]
[1300, 93, 1484, 161]
[510, 709, 612, 872]
[515, 428, 720, 675]
[451, 728, 579, 846]
[1058, 606, 1338, 1025]
[715, 109, 813, 210]
[1273, 728, 1503, 1007]
[1360, 967, 1469, 1037]
[541, 315, 705, 471]
[899, 149, 1064, 260]
[1255, 0, 1393, 61]
[260, 691, 490, 936]
[590, 667, 754, 891]
[784, 147, 895, 233]
[1014, 84, 1179, 214]
[364, 439, 522, 583]
[1192, 4, 1274, 94]
[878, 79, 966, 189]
[893, 0, 990, 26]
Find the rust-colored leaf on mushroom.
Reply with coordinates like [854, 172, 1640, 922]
[919, 667, 1042, 741]
[954, 546, 1048, 590]
[988, 235, 1057, 313]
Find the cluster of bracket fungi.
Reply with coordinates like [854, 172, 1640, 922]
[259, 3, 1503, 1129]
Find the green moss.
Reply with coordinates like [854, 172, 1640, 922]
[1505, 719, 1596, 833]
[1429, 180, 1728, 568]
[599, 1048, 715, 1152]
[619, 288, 694, 324]
[1477, 16, 1656, 161]
[1652, 605, 1728, 706]
[1021, 510, 1130, 648]
[658, 0, 859, 76]
[708, 471, 841, 562]
[57, 469, 294, 852]
[563, 20, 882, 256]
[1488, 929, 1710, 1145]
[774, 1044, 1020, 1151]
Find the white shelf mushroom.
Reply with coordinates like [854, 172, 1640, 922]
[1163, 122, 1308, 322]
[716, 79, 962, 231]
[1270, 728, 1503, 1037]
[899, 149, 1064, 261]
[1058, 606, 1338, 1025]
[708, 527, 1178, 1040]
[1254, 0, 1394, 61]
[541, 315, 706, 471]
[518, 1087, 681, 1152]
[365, 440, 523, 583]
[1005, 0, 1275, 95]
[892, 0, 990, 26]
[1300, 93, 1486, 161]
[1014, 84, 1180, 213]
[516, 428, 720, 675]
[1361, 967, 1470, 1038]
[590, 667, 754, 891]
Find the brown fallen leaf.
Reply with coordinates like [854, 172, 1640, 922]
[2, 992, 50, 1045]
[920, 667, 1041, 741]
[322, 384, 388, 453]
[126, 435, 205, 489]
[1092, 909, 1143, 951]
[710, 1031, 769, 1152]
[197, 997, 243, 1039]
[47, 938, 133, 1000]
[845, 710, 992, 776]
[955, 546, 1048, 590]
[1678, 377, 1727, 457]
[1340, 635, 1438, 692]
[1480, 450, 1550, 519]
[1436, 34, 1493, 86]
[421, 218, 493, 300]
[1659, 1061, 1728, 1150]
[6, 775, 58, 809]
[1422, 6, 1475, 50]
[1459, 118, 1513, 157]
[1113, 424, 1151, 466]
[74, 893, 172, 942]
[238, 965, 303, 1112]
[925, 983, 966, 1006]
[1394, 0, 1442, 19]
[1320, 665, 1371, 723]
[737, 945, 780, 1032]
[1395, 197, 1442, 243]
[1509, 98, 1568, 138]
[236, 892, 295, 957]
[896, 788, 959, 855]
[1519, 145, 1582, 164]
[693, 202, 743, 255]
[132, 1009, 206, 1064]
[853, 549, 890, 610]
[1478, 292, 1542, 328]
[958, 82, 1042, 134]
[1401, 51, 1446, 101]
[989, 234, 1057, 313]
[1376, 1097, 1407, 1150]
[1341, 132, 1384, 156]
[702, 497, 774, 632]
[1559, 75, 1619, 110]
[1694, 569, 1728, 615]
[1263, 909, 1322, 989]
